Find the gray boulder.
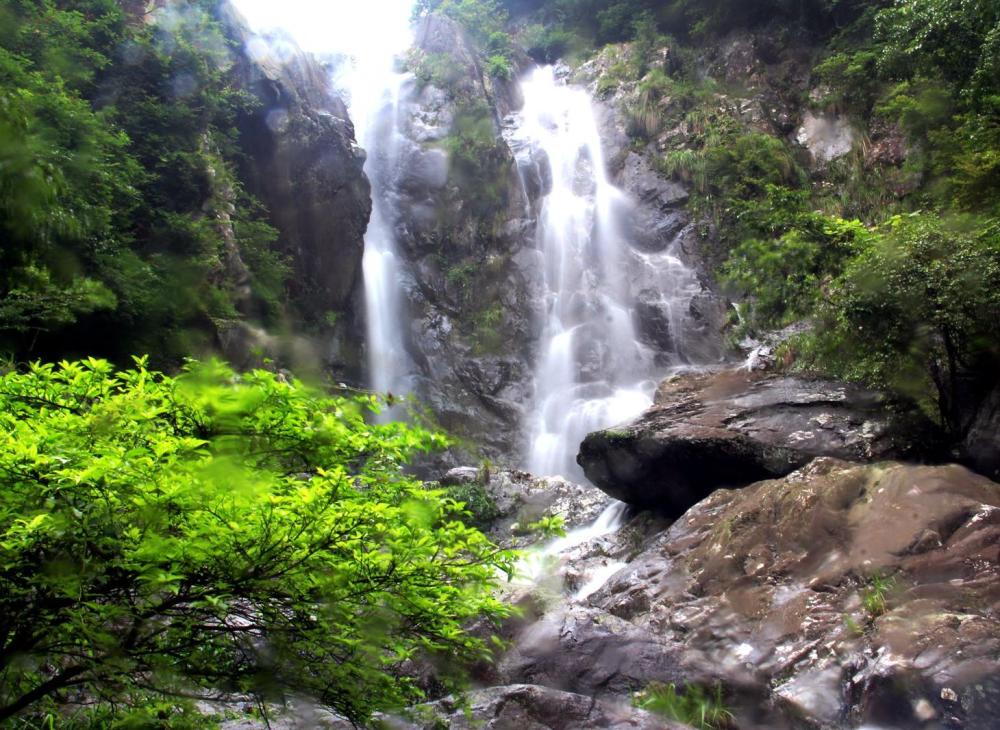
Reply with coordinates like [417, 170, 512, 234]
[579, 368, 943, 513]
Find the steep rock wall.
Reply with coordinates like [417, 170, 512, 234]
[384, 15, 537, 464]
[218, 2, 372, 374]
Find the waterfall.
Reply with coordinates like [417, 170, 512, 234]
[506, 67, 658, 481]
[333, 4, 416, 400]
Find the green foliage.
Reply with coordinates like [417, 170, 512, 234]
[861, 574, 896, 619]
[634, 682, 734, 729]
[876, 80, 954, 138]
[722, 210, 870, 327]
[443, 480, 501, 530]
[929, 99, 1000, 212]
[805, 213, 1000, 433]
[0, 1, 285, 363]
[812, 49, 880, 111]
[416, 0, 514, 70]
[441, 101, 510, 216]
[409, 50, 467, 90]
[486, 53, 513, 79]
[875, 0, 1000, 98]
[0, 358, 514, 723]
[525, 514, 567, 539]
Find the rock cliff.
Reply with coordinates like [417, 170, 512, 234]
[218, 2, 372, 373]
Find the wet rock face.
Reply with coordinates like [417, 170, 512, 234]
[501, 458, 1000, 729]
[498, 605, 686, 698]
[439, 466, 610, 547]
[344, 684, 680, 730]
[385, 14, 535, 467]
[579, 368, 944, 513]
[419, 684, 679, 729]
[219, 3, 371, 339]
[962, 383, 1000, 481]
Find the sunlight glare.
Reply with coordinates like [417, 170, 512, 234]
[230, 0, 416, 57]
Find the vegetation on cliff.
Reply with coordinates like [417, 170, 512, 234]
[0, 0, 285, 365]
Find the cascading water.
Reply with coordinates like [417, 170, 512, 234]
[332, 4, 416, 400]
[505, 68, 712, 602]
[506, 66, 657, 481]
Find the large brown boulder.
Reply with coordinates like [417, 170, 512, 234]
[501, 458, 1000, 728]
[578, 368, 943, 513]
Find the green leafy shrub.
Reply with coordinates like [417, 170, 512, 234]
[813, 49, 880, 112]
[0, 358, 514, 724]
[875, 0, 1000, 95]
[444, 480, 501, 529]
[486, 53, 513, 79]
[440, 101, 510, 216]
[722, 214, 870, 327]
[806, 213, 1000, 433]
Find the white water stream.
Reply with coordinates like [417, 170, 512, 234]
[505, 67, 657, 481]
[515, 499, 630, 597]
[332, 4, 416, 400]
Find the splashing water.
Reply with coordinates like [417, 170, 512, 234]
[516, 500, 630, 590]
[506, 67, 655, 480]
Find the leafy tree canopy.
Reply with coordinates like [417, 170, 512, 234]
[0, 358, 514, 725]
[0, 0, 284, 364]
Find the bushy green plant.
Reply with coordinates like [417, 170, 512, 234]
[634, 682, 734, 729]
[806, 213, 1000, 433]
[722, 214, 870, 327]
[444, 480, 502, 529]
[486, 53, 513, 79]
[0, 358, 514, 724]
[813, 49, 880, 112]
